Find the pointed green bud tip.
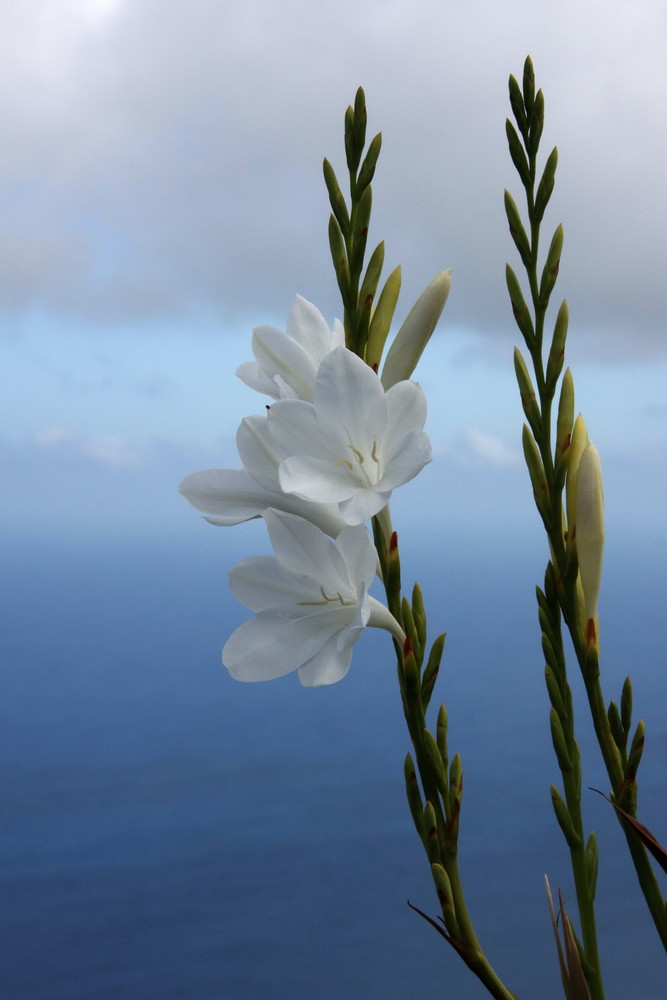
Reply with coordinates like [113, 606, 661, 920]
[575, 441, 604, 621]
[380, 269, 452, 389]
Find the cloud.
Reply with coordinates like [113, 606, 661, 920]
[0, 0, 666, 359]
[455, 426, 520, 469]
[34, 425, 140, 467]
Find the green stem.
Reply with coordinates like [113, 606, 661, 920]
[567, 619, 667, 950]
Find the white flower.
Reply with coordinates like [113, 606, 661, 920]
[380, 269, 452, 390]
[236, 295, 345, 402]
[222, 509, 404, 686]
[269, 346, 431, 525]
[179, 415, 348, 536]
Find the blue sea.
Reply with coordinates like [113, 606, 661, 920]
[2, 525, 666, 999]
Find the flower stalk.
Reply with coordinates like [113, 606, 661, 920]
[505, 58, 667, 977]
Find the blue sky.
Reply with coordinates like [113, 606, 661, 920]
[3, 0, 667, 539]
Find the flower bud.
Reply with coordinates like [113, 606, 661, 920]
[565, 414, 588, 536]
[575, 441, 604, 620]
[380, 269, 451, 389]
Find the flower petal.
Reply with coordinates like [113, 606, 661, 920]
[375, 429, 432, 492]
[262, 509, 349, 588]
[279, 455, 361, 504]
[314, 346, 387, 446]
[334, 525, 377, 589]
[228, 555, 313, 611]
[297, 632, 353, 686]
[222, 605, 350, 682]
[248, 324, 318, 400]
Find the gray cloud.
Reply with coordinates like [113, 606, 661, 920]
[1, 0, 666, 357]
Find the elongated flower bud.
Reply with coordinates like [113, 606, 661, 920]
[575, 441, 604, 620]
[380, 269, 451, 388]
[565, 413, 588, 536]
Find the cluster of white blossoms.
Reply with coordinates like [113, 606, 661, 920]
[180, 278, 450, 685]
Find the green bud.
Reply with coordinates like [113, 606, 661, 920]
[424, 728, 449, 801]
[385, 530, 401, 613]
[555, 365, 574, 477]
[506, 264, 535, 345]
[544, 561, 558, 606]
[539, 606, 559, 658]
[356, 132, 382, 193]
[344, 107, 355, 173]
[547, 300, 569, 390]
[565, 414, 588, 536]
[508, 73, 528, 136]
[506, 119, 530, 186]
[380, 269, 451, 389]
[365, 265, 401, 370]
[401, 596, 422, 665]
[345, 88, 366, 173]
[404, 752, 424, 837]
[349, 184, 372, 277]
[545, 664, 567, 721]
[401, 635, 422, 716]
[504, 190, 532, 267]
[535, 583, 549, 617]
[322, 158, 350, 235]
[550, 707, 571, 771]
[411, 582, 426, 650]
[513, 347, 541, 433]
[359, 240, 384, 300]
[621, 676, 633, 734]
[576, 441, 605, 621]
[436, 703, 448, 777]
[328, 214, 351, 310]
[522, 424, 550, 522]
[585, 832, 599, 900]
[534, 146, 558, 222]
[357, 241, 385, 354]
[608, 700, 625, 754]
[528, 88, 544, 154]
[422, 800, 441, 864]
[522, 56, 535, 115]
[421, 634, 445, 712]
[541, 631, 560, 676]
[550, 785, 581, 847]
[539, 224, 564, 305]
[626, 719, 645, 780]
[448, 753, 463, 825]
[431, 864, 461, 937]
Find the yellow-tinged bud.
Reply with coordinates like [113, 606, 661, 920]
[380, 269, 451, 389]
[565, 414, 588, 536]
[575, 441, 604, 622]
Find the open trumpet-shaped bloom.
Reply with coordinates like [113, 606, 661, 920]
[236, 295, 345, 402]
[178, 414, 348, 537]
[269, 346, 431, 525]
[223, 509, 404, 686]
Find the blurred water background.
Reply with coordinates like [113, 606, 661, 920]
[2, 523, 666, 999]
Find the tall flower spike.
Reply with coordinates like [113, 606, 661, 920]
[270, 345, 432, 525]
[380, 269, 451, 389]
[236, 295, 345, 402]
[222, 509, 404, 686]
[575, 441, 604, 622]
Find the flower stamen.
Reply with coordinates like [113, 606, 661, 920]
[297, 584, 355, 607]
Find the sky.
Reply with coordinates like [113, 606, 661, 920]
[3, 0, 667, 541]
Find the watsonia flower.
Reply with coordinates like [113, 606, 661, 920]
[179, 414, 347, 537]
[269, 346, 432, 525]
[236, 295, 345, 402]
[222, 509, 404, 686]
